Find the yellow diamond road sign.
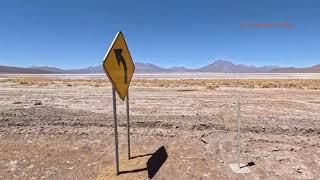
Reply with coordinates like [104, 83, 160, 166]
[103, 32, 135, 101]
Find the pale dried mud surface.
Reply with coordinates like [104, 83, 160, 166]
[0, 76, 320, 179]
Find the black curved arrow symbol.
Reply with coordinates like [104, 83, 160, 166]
[114, 49, 128, 84]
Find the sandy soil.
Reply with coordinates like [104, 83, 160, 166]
[0, 75, 320, 179]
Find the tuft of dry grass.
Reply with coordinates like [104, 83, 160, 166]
[205, 83, 219, 90]
[19, 81, 29, 85]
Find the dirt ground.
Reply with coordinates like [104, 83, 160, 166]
[0, 75, 320, 179]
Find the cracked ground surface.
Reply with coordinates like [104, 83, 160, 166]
[0, 75, 320, 179]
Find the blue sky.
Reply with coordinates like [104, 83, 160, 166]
[0, 0, 319, 69]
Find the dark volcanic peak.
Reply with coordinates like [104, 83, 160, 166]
[67, 66, 103, 74]
[32, 65, 103, 74]
[0, 65, 56, 74]
[168, 66, 191, 71]
[311, 64, 320, 69]
[197, 60, 276, 73]
[31, 66, 65, 73]
[135, 62, 165, 73]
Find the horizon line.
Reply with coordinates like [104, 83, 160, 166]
[1, 60, 319, 70]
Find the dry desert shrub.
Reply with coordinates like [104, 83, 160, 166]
[19, 80, 29, 85]
[205, 83, 219, 90]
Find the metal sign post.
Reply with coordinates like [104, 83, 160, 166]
[229, 96, 251, 174]
[236, 98, 241, 168]
[111, 87, 131, 175]
[103, 32, 135, 176]
[112, 87, 120, 175]
[126, 91, 131, 159]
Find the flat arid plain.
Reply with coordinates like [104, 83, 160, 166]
[0, 73, 320, 179]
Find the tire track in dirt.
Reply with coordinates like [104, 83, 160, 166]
[1, 106, 319, 137]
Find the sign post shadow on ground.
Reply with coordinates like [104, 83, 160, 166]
[119, 146, 168, 178]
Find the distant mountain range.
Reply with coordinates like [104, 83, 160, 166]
[269, 64, 320, 73]
[1, 60, 319, 74]
[0, 65, 54, 74]
[196, 60, 279, 73]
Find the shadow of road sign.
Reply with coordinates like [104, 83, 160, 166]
[131, 153, 153, 159]
[119, 146, 168, 179]
[147, 146, 168, 178]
